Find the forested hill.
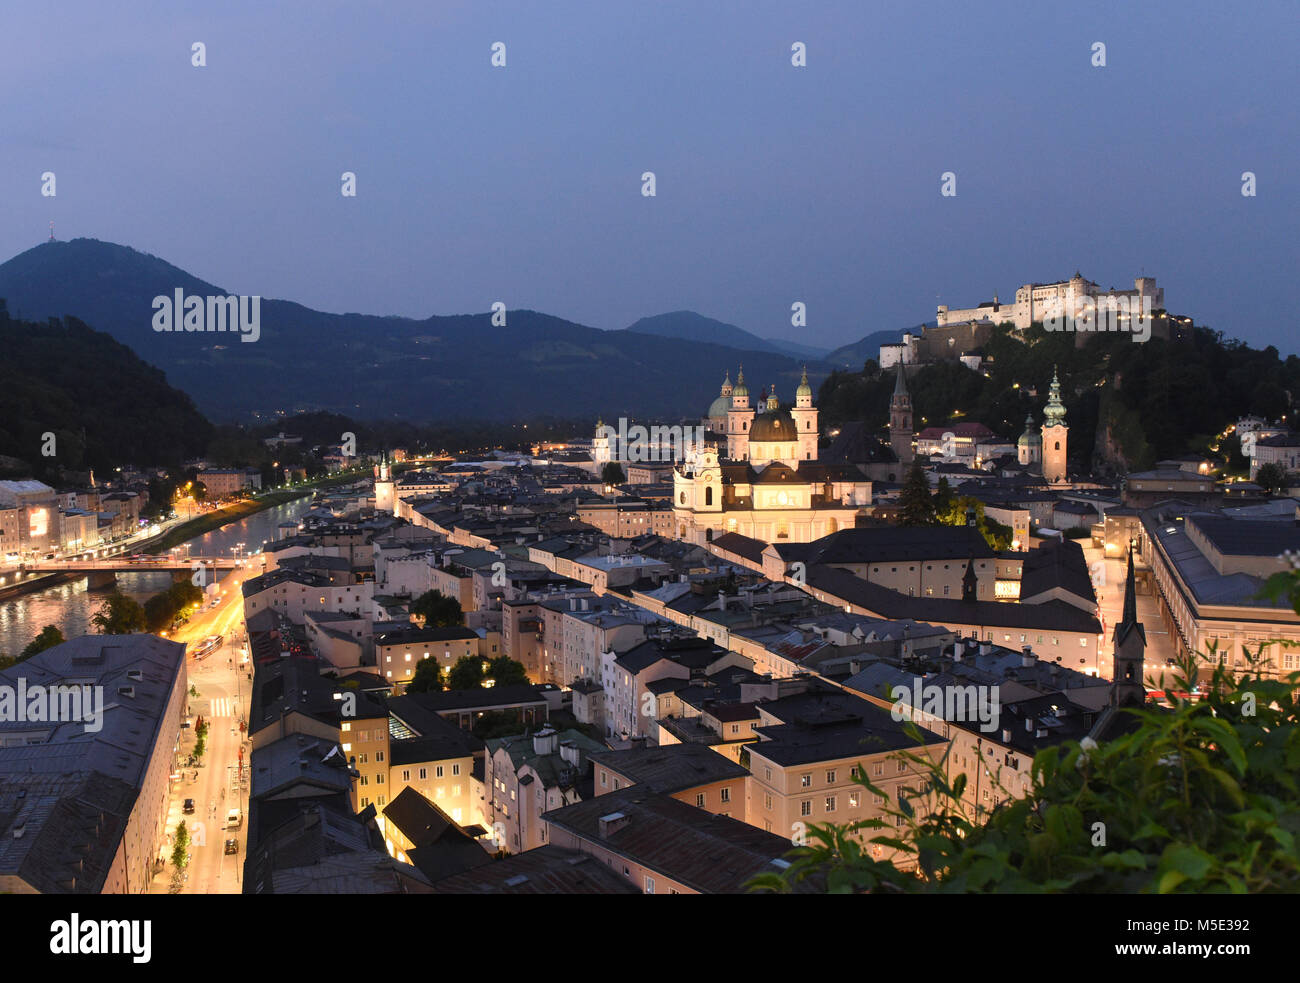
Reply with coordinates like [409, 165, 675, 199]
[0, 301, 213, 480]
[816, 323, 1298, 474]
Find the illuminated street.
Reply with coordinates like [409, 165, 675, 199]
[151, 563, 254, 894]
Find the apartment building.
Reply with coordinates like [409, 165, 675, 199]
[0, 635, 187, 894]
[590, 743, 749, 821]
[484, 727, 607, 854]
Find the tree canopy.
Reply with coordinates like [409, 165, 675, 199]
[91, 590, 146, 635]
[410, 589, 464, 629]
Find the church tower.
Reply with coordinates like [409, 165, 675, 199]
[1111, 545, 1147, 708]
[1041, 367, 1068, 483]
[374, 451, 395, 513]
[592, 418, 612, 466]
[726, 367, 755, 461]
[889, 363, 914, 465]
[1017, 413, 1042, 467]
[790, 366, 819, 463]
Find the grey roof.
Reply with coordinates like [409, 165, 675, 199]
[589, 743, 748, 794]
[774, 525, 995, 567]
[431, 844, 639, 894]
[805, 564, 1102, 633]
[541, 787, 805, 893]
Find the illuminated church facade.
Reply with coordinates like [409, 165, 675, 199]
[674, 368, 872, 546]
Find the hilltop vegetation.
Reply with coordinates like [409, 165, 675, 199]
[0, 301, 213, 480]
[816, 324, 1299, 473]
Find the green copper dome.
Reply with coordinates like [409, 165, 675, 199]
[796, 366, 812, 400]
[1018, 413, 1041, 446]
[732, 367, 749, 399]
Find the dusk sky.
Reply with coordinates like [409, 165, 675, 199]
[5, 0, 1297, 352]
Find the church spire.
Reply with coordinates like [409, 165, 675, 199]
[893, 361, 909, 397]
[1043, 366, 1067, 428]
[1114, 544, 1145, 648]
[961, 556, 978, 602]
[1111, 543, 1147, 708]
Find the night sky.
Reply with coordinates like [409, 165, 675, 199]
[5, 0, 1297, 352]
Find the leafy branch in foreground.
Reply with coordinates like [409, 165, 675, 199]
[749, 646, 1300, 894]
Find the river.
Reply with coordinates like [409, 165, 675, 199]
[0, 498, 313, 657]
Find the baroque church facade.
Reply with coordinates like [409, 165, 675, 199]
[674, 368, 872, 546]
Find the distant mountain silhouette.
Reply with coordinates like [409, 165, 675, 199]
[626, 311, 829, 360]
[0, 239, 820, 423]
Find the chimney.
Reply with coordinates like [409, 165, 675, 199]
[559, 740, 581, 767]
[1021, 646, 1036, 668]
[598, 811, 630, 838]
[533, 727, 559, 756]
[1001, 729, 1011, 744]
[979, 641, 992, 656]
[1025, 718, 1034, 732]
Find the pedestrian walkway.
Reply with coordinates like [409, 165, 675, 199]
[208, 697, 239, 718]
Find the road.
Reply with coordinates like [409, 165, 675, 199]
[151, 565, 253, 895]
[1082, 544, 1179, 688]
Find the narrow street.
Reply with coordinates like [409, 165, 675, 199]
[150, 564, 253, 894]
[1081, 544, 1179, 689]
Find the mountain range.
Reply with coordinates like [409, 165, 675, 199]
[624, 311, 830, 360]
[0, 238, 920, 424]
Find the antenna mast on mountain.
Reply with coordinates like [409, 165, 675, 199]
[48, 221, 55, 242]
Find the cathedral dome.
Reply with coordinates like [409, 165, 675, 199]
[749, 409, 797, 442]
[707, 395, 732, 419]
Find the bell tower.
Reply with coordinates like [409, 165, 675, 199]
[790, 366, 819, 463]
[1041, 367, 1068, 483]
[726, 367, 755, 461]
[890, 363, 913, 465]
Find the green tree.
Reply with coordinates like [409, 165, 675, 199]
[143, 593, 177, 633]
[936, 495, 1013, 550]
[407, 657, 445, 694]
[410, 589, 464, 629]
[190, 480, 207, 502]
[91, 590, 146, 635]
[601, 461, 626, 486]
[897, 462, 936, 526]
[749, 644, 1300, 894]
[1254, 462, 1289, 495]
[485, 656, 529, 687]
[171, 820, 190, 869]
[933, 477, 954, 515]
[448, 655, 486, 690]
[20, 624, 65, 660]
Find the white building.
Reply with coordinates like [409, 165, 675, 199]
[937, 273, 1163, 331]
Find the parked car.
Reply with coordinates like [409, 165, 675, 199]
[224, 839, 238, 856]
[226, 808, 242, 830]
[183, 799, 195, 814]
